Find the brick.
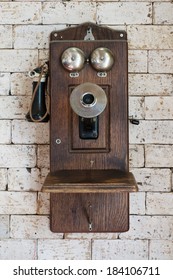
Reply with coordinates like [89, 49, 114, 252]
[0, 121, 11, 144]
[150, 240, 173, 260]
[0, 240, 37, 260]
[0, 215, 9, 238]
[130, 120, 173, 144]
[128, 25, 173, 49]
[42, 2, 96, 24]
[0, 145, 36, 168]
[0, 96, 30, 120]
[37, 192, 50, 214]
[0, 169, 8, 191]
[0, 73, 10, 96]
[0, 2, 41, 24]
[145, 145, 173, 167]
[0, 25, 12, 48]
[149, 50, 173, 74]
[128, 50, 148, 73]
[131, 168, 171, 192]
[12, 120, 49, 144]
[145, 97, 173, 120]
[38, 50, 49, 65]
[38, 240, 91, 260]
[129, 97, 145, 119]
[92, 240, 148, 260]
[97, 3, 152, 24]
[120, 216, 173, 240]
[0, 191, 37, 214]
[10, 215, 63, 239]
[154, 3, 173, 24]
[37, 145, 50, 168]
[129, 74, 173, 96]
[65, 233, 118, 240]
[8, 168, 42, 192]
[0, 50, 38, 72]
[14, 25, 66, 49]
[130, 192, 145, 215]
[129, 145, 144, 168]
[146, 193, 173, 215]
[40, 168, 49, 184]
[11, 73, 32, 96]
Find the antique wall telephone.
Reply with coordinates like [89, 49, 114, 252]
[27, 23, 138, 232]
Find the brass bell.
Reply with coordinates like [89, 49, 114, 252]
[61, 47, 85, 72]
[90, 47, 114, 71]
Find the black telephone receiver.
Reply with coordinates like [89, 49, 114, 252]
[26, 62, 50, 122]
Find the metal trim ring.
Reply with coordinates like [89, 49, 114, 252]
[70, 82, 107, 118]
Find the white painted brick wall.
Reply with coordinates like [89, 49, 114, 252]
[37, 145, 50, 168]
[0, 0, 172, 260]
[145, 97, 173, 119]
[97, 3, 152, 25]
[11, 73, 32, 96]
[38, 240, 91, 260]
[65, 232, 118, 240]
[12, 120, 49, 144]
[148, 50, 173, 73]
[129, 145, 144, 167]
[92, 240, 148, 260]
[129, 97, 145, 119]
[150, 240, 173, 260]
[0, 25, 12, 48]
[10, 215, 63, 239]
[146, 193, 173, 215]
[145, 145, 173, 167]
[153, 2, 173, 24]
[128, 50, 148, 73]
[120, 216, 173, 240]
[0, 215, 9, 238]
[128, 25, 173, 49]
[13, 25, 66, 49]
[0, 2, 42, 24]
[0, 169, 8, 191]
[131, 168, 171, 192]
[0, 145, 36, 167]
[37, 192, 50, 214]
[0, 120, 11, 144]
[0, 73, 10, 95]
[8, 168, 42, 191]
[0, 191, 37, 214]
[129, 74, 173, 96]
[0, 240, 37, 260]
[0, 50, 38, 72]
[0, 96, 31, 119]
[130, 121, 173, 144]
[42, 2, 96, 24]
[130, 192, 146, 215]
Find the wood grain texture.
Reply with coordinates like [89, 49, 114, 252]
[43, 169, 137, 193]
[50, 40, 128, 171]
[50, 192, 129, 232]
[44, 23, 136, 233]
[50, 22, 127, 41]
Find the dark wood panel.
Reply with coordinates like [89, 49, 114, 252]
[50, 192, 129, 232]
[50, 22, 127, 41]
[44, 23, 136, 233]
[43, 169, 138, 193]
[50, 40, 128, 172]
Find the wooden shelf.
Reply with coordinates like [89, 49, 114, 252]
[42, 169, 138, 193]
